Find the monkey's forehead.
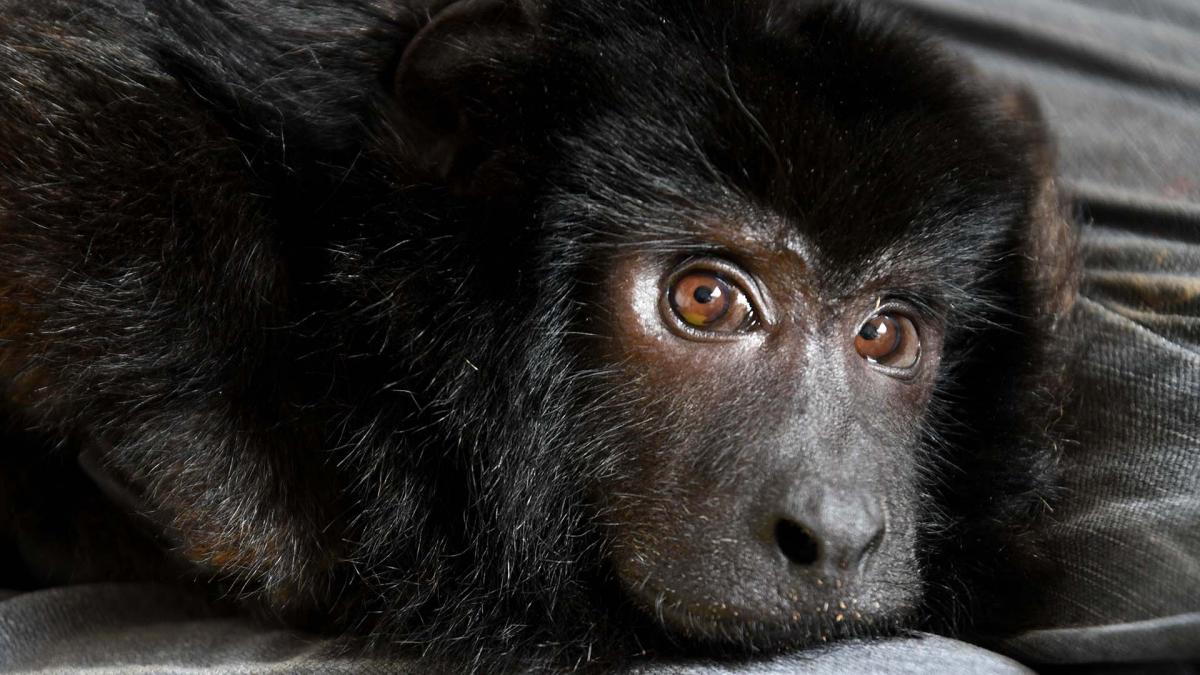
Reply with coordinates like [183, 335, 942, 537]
[500, 2, 1041, 309]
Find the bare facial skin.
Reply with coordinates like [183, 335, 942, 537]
[591, 216, 944, 641]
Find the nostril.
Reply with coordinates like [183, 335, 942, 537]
[865, 523, 886, 559]
[774, 518, 819, 566]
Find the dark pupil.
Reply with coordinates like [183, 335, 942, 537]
[693, 286, 715, 303]
[860, 322, 880, 340]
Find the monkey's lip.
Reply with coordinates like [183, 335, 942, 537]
[619, 577, 911, 649]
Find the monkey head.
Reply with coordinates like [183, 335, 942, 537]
[377, 0, 1075, 653]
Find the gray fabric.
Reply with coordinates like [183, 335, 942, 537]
[0, 585, 376, 674]
[627, 636, 1032, 674]
[0, 584, 1032, 674]
[889, 0, 1200, 210]
[1, 0, 1198, 672]
[1003, 613, 1200, 665]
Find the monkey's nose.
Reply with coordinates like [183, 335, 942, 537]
[768, 483, 885, 575]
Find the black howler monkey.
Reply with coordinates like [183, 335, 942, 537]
[0, 0, 1078, 670]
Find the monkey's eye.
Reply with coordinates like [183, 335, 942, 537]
[855, 313, 920, 370]
[665, 268, 754, 335]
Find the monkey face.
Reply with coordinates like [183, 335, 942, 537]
[587, 240, 941, 644]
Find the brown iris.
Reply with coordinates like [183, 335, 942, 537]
[669, 271, 747, 331]
[855, 313, 920, 369]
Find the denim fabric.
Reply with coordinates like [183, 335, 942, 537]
[0, 584, 387, 674]
[0, 584, 1033, 674]
[626, 638, 1033, 675]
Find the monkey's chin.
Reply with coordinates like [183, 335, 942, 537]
[621, 583, 918, 653]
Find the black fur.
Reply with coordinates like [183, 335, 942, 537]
[0, 0, 1077, 671]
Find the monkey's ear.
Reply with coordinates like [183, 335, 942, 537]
[995, 85, 1079, 325]
[995, 86, 1054, 176]
[392, 0, 539, 181]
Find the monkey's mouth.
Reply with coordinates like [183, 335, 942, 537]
[619, 577, 915, 651]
